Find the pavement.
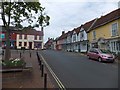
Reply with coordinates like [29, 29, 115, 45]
[39, 50, 118, 88]
[2, 50, 55, 88]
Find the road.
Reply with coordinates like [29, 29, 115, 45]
[39, 50, 118, 88]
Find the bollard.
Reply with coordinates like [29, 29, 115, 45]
[44, 73, 47, 89]
[39, 60, 42, 70]
[39, 60, 41, 66]
[20, 52, 21, 58]
[36, 51, 38, 55]
[2, 50, 4, 55]
[41, 64, 44, 77]
[30, 52, 31, 58]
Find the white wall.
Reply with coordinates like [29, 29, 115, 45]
[16, 34, 43, 49]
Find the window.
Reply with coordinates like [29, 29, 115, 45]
[93, 31, 96, 40]
[19, 42, 22, 46]
[80, 32, 84, 39]
[73, 34, 76, 42]
[34, 35, 37, 40]
[111, 23, 118, 36]
[39, 36, 41, 40]
[24, 42, 27, 46]
[19, 34, 22, 39]
[117, 41, 120, 51]
[24, 34, 27, 39]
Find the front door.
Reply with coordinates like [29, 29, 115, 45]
[29, 42, 32, 49]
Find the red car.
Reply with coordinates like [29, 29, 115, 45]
[87, 48, 115, 63]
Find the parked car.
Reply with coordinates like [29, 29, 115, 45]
[87, 48, 115, 63]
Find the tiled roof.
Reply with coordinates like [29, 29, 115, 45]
[58, 32, 68, 40]
[0, 26, 43, 36]
[45, 38, 53, 46]
[88, 8, 120, 32]
[75, 25, 83, 34]
[21, 29, 43, 36]
[58, 30, 74, 40]
[83, 19, 97, 32]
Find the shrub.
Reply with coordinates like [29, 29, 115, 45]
[1, 58, 26, 68]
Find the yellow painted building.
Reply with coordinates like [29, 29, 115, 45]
[87, 8, 120, 53]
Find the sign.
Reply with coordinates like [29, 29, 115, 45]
[0, 34, 5, 39]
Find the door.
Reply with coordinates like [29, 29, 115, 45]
[93, 49, 99, 59]
[29, 42, 32, 49]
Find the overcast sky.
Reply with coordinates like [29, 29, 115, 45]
[0, 0, 119, 43]
[40, 0, 119, 43]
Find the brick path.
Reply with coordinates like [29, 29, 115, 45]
[2, 50, 55, 88]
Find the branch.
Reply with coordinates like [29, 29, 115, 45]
[1, 2, 7, 27]
[7, 0, 11, 27]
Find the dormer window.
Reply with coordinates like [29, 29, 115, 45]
[80, 32, 84, 38]
[73, 34, 76, 42]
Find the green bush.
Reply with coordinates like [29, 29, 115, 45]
[1, 58, 26, 68]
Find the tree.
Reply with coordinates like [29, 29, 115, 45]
[0, 0, 50, 61]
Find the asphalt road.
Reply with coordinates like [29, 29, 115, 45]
[39, 50, 118, 88]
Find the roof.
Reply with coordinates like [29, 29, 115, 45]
[58, 32, 68, 40]
[88, 8, 120, 32]
[0, 26, 43, 36]
[45, 38, 53, 46]
[83, 19, 97, 32]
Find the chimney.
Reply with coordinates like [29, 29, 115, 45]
[62, 31, 65, 35]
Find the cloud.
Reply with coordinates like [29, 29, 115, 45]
[40, 0, 119, 3]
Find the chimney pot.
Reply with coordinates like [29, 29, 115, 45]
[62, 31, 65, 35]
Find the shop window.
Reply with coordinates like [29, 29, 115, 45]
[19, 42, 22, 46]
[24, 42, 27, 46]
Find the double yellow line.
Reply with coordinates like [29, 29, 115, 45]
[39, 54, 66, 90]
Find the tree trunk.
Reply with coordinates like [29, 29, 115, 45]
[4, 28, 11, 61]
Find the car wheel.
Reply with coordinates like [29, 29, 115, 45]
[87, 55, 90, 59]
[98, 57, 102, 62]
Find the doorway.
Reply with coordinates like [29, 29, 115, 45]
[29, 42, 32, 49]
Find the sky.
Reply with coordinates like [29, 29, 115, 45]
[0, 0, 119, 43]
[40, 0, 119, 43]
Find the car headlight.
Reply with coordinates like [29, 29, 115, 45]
[102, 55, 107, 58]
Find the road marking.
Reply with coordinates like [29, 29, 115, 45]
[39, 53, 66, 90]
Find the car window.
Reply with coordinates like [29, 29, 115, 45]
[89, 49, 94, 52]
[94, 49, 98, 53]
[89, 48, 99, 53]
[100, 49, 111, 54]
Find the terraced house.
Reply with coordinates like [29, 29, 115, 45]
[87, 8, 120, 54]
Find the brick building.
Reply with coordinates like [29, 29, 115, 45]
[0, 26, 44, 49]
